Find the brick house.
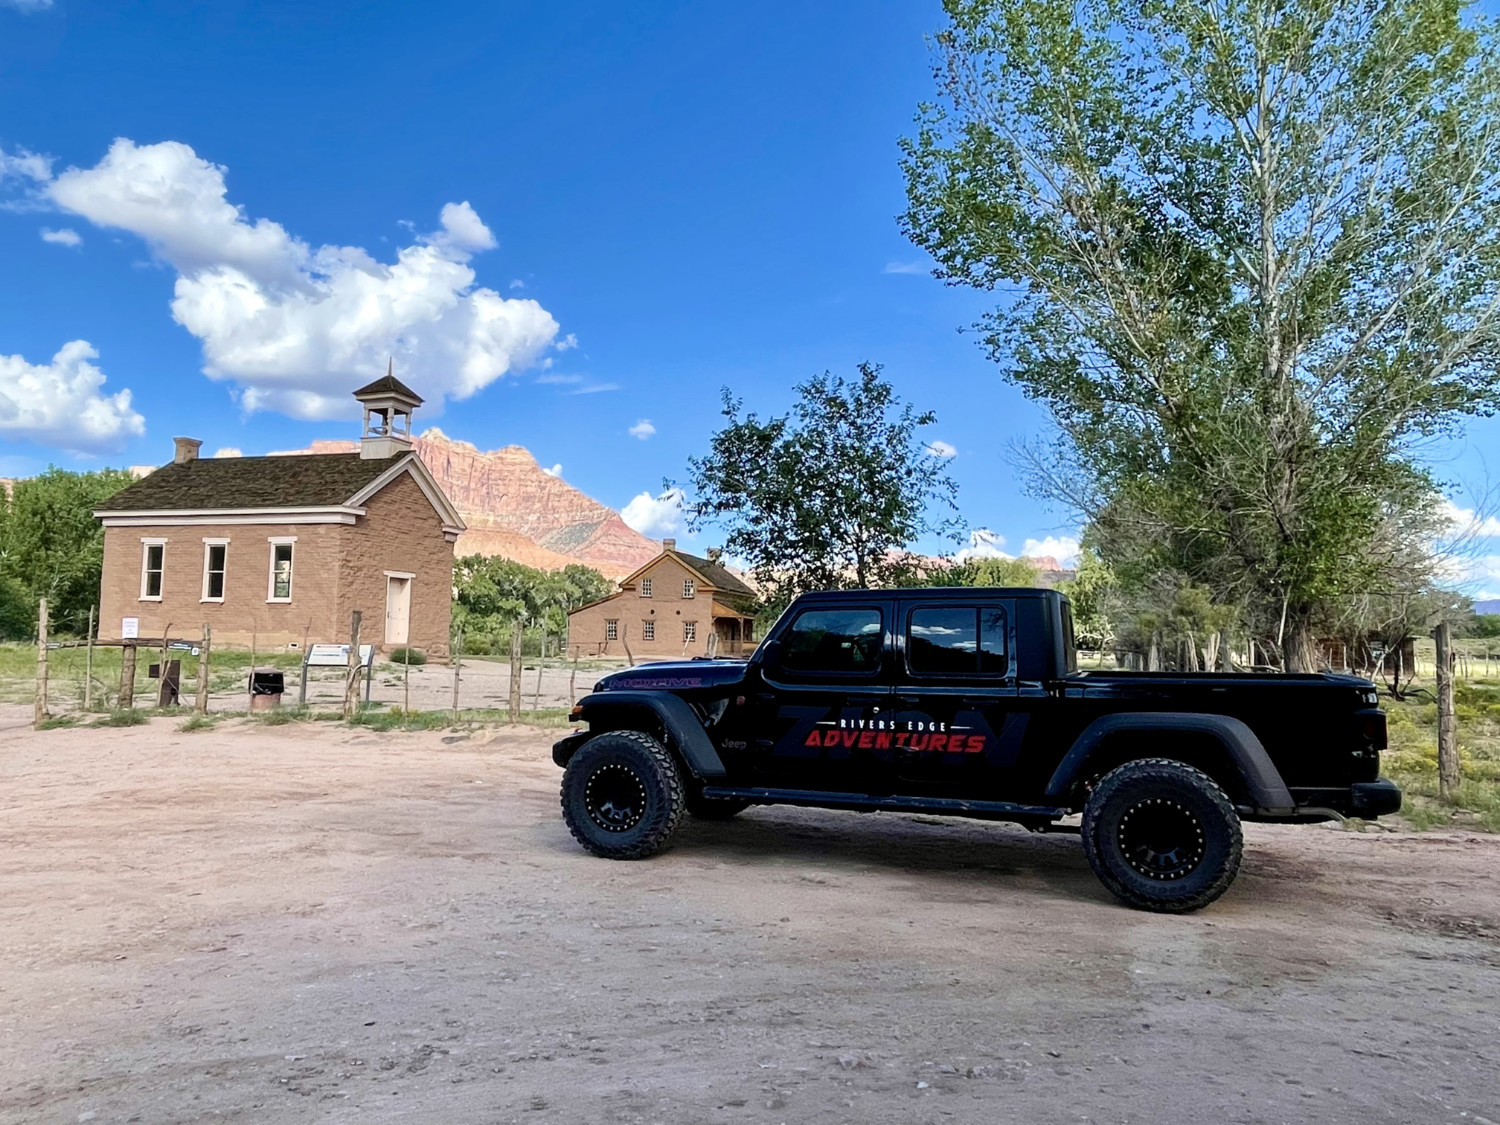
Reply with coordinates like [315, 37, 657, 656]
[93, 374, 465, 657]
[567, 539, 758, 659]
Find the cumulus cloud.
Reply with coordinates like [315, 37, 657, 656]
[542, 463, 563, 477]
[629, 419, 656, 440]
[621, 487, 686, 538]
[1022, 536, 1082, 567]
[955, 528, 1010, 562]
[0, 340, 145, 454]
[1441, 498, 1500, 539]
[212, 447, 243, 458]
[925, 439, 957, 459]
[39, 138, 562, 419]
[40, 227, 81, 247]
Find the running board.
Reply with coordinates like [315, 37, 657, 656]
[699, 786, 1069, 822]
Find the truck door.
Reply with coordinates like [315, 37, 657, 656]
[750, 601, 896, 792]
[893, 599, 1021, 795]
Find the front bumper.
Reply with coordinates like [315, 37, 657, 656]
[552, 731, 589, 768]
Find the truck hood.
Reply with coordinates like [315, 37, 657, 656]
[595, 660, 751, 693]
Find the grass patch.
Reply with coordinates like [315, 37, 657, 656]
[1384, 678, 1500, 832]
[35, 714, 79, 730]
[177, 712, 228, 732]
[91, 708, 151, 727]
[251, 705, 311, 726]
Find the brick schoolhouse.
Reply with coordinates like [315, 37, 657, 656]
[93, 373, 465, 657]
[567, 539, 758, 659]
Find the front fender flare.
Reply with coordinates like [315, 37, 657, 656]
[556, 691, 727, 780]
[1044, 712, 1294, 814]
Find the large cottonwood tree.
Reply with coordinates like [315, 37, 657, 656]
[902, 0, 1500, 668]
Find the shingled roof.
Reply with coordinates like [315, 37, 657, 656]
[353, 373, 423, 404]
[95, 453, 406, 512]
[675, 550, 756, 599]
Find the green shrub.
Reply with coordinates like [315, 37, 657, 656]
[92, 709, 149, 727]
[389, 647, 426, 666]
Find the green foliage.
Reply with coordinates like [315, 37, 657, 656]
[453, 557, 611, 653]
[1468, 615, 1500, 639]
[902, 0, 1500, 668]
[0, 467, 135, 636]
[947, 556, 1045, 588]
[92, 708, 150, 727]
[1384, 680, 1500, 832]
[0, 574, 32, 641]
[683, 363, 961, 603]
[389, 646, 426, 666]
[1056, 548, 1116, 651]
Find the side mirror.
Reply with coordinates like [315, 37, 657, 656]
[753, 638, 782, 668]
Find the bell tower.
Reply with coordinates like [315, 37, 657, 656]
[353, 360, 424, 459]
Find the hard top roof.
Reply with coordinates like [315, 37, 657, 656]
[794, 586, 1064, 600]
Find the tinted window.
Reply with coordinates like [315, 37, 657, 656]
[781, 608, 883, 673]
[908, 605, 1008, 676]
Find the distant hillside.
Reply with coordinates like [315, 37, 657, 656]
[1477, 599, 1500, 616]
[282, 431, 661, 579]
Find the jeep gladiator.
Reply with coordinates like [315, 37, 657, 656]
[553, 587, 1400, 911]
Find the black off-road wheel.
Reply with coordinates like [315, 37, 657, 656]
[684, 786, 752, 821]
[1082, 758, 1243, 913]
[561, 731, 685, 860]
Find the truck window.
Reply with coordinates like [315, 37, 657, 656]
[1060, 601, 1079, 673]
[781, 608, 884, 673]
[908, 606, 1009, 677]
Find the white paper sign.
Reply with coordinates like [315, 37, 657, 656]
[121, 617, 139, 639]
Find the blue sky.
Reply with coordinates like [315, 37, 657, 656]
[2, 0, 1498, 589]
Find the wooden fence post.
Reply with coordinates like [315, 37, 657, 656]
[84, 605, 96, 712]
[1435, 622, 1460, 801]
[119, 642, 137, 711]
[34, 597, 50, 727]
[196, 625, 212, 714]
[508, 622, 523, 722]
[343, 611, 363, 720]
[451, 629, 463, 721]
[159, 623, 173, 709]
[403, 651, 411, 716]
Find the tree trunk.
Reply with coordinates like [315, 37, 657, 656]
[1284, 614, 1317, 673]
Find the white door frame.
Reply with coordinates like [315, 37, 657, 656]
[384, 571, 414, 646]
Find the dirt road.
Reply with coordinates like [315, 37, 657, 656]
[1, 706, 1498, 1124]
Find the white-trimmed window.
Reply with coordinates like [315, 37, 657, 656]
[640, 578, 653, 598]
[683, 579, 695, 599]
[140, 539, 166, 601]
[642, 619, 655, 641]
[684, 621, 696, 643]
[201, 539, 228, 602]
[606, 620, 619, 641]
[267, 538, 296, 602]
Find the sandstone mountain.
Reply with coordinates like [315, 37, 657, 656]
[286, 431, 661, 579]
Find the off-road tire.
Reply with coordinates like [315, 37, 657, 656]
[561, 730, 685, 860]
[1082, 758, 1243, 913]
[684, 787, 752, 821]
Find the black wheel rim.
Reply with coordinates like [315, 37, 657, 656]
[1117, 797, 1206, 881]
[584, 762, 647, 833]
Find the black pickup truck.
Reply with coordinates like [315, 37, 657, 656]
[553, 587, 1400, 912]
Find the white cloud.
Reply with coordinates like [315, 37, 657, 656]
[556, 333, 578, 351]
[0, 340, 145, 454]
[1, 0, 55, 10]
[212, 447, 242, 458]
[542, 463, 562, 477]
[509, 279, 526, 290]
[955, 529, 1011, 562]
[621, 487, 686, 537]
[41, 138, 562, 420]
[40, 227, 81, 247]
[629, 419, 656, 440]
[1441, 498, 1500, 538]
[926, 439, 957, 459]
[1022, 536, 1082, 567]
[883, 260, 927, 275]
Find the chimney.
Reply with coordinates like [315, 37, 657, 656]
[662, 538, 676, 552]
[173, 437, 202, 465]
[706, 547, 723, 563]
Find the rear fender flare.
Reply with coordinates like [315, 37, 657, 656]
[1045, 712, 1294, 814]
[559, 691, 727, 780]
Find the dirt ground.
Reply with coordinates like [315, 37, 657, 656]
[2, 706, 1498, 1125]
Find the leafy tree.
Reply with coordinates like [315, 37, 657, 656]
[684, 363, 961, 603]
[0, 467, 134, 636]
[902, 0, 1500, 669]
[948, 555, 1048, 588]
[452, 555, 611, 653]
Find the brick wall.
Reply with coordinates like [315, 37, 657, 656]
[98, 521, 343, 648]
